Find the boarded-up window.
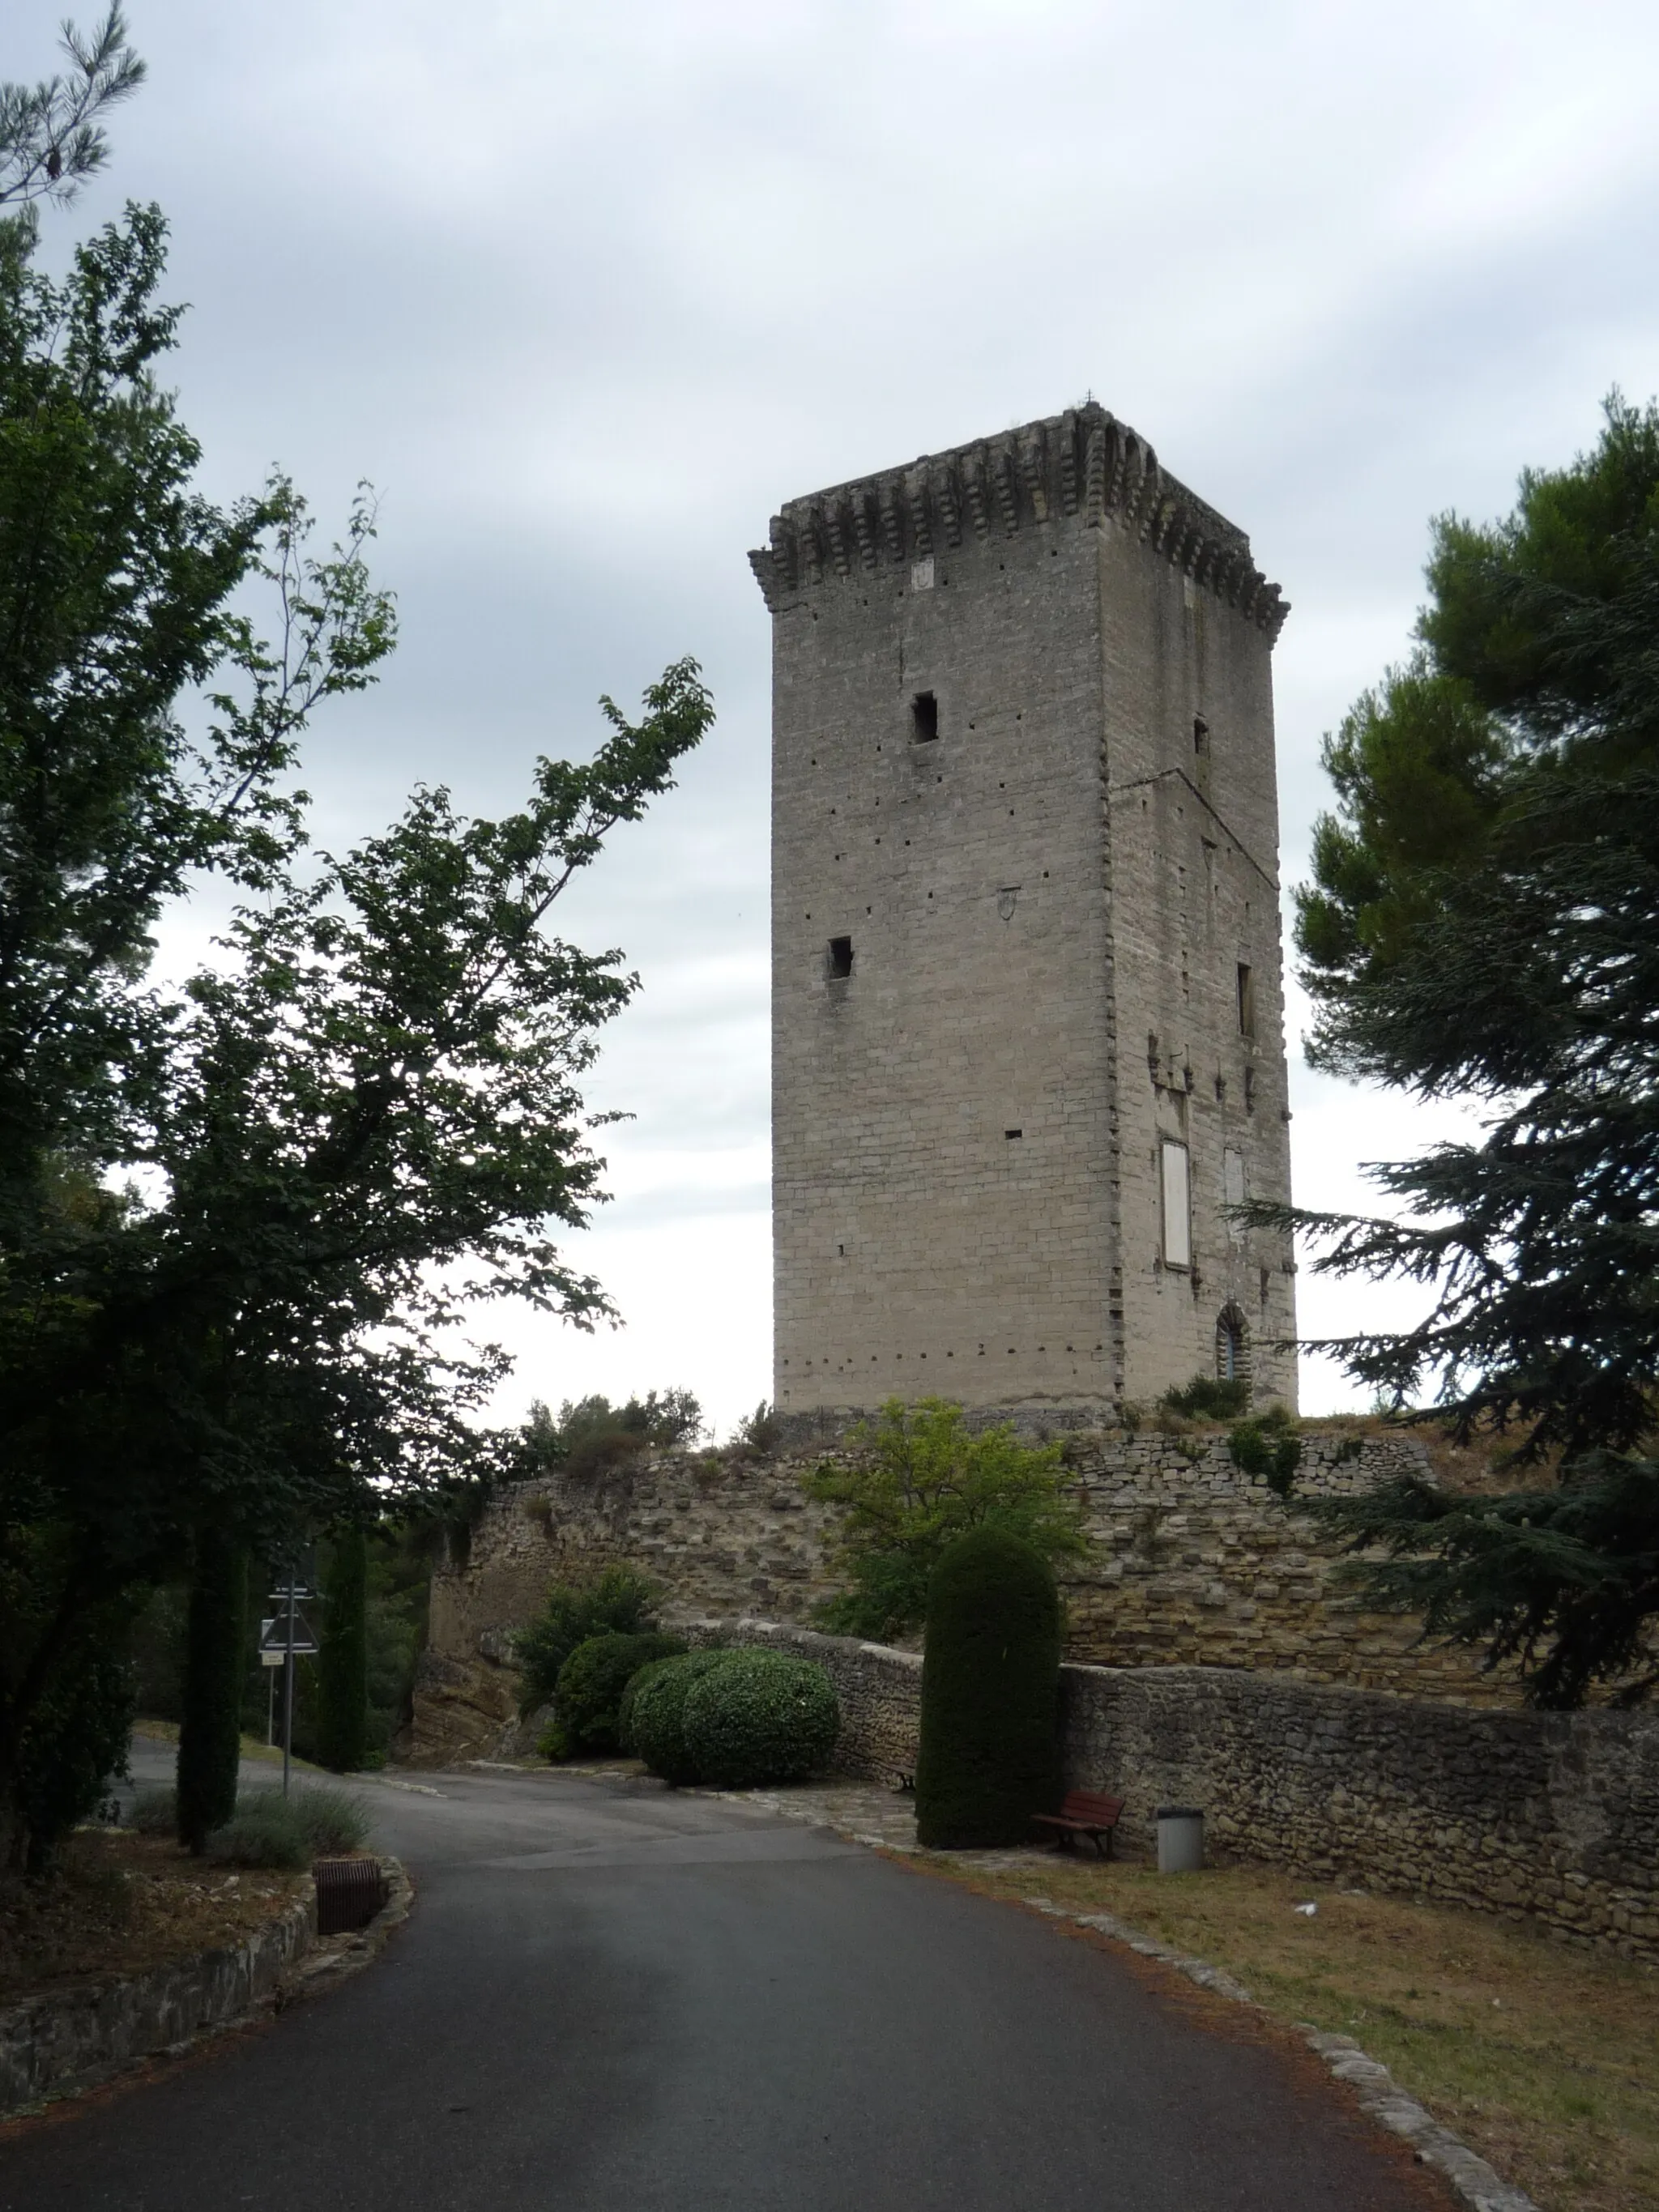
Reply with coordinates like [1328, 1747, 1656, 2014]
[1161, 1140, 1191, 1269]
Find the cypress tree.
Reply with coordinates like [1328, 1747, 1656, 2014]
[915, 1527, 1062, 1849]
[316, 1528, 369, 1771]
[177, 1528, 247, 1852]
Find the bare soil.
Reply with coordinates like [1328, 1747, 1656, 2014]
[0, 1828, 303, 2005]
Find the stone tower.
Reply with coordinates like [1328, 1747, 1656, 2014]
[749, 402, 1297, 1430]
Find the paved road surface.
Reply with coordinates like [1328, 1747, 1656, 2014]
[1, 1756, 1444, 2212]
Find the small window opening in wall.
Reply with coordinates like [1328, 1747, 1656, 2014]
[1243, 1067, 1256, 1113]
[1217, 1305, 1250, 1385]
[1194, 716, 1209, 755]
[911, 691, 939, 741]
[1005, 1127, 1022, 1140]
[1237, 962, 1256, 1037]
[827, 936, 853, 979]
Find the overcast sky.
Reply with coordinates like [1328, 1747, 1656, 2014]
[18, 0, 1659, 1434]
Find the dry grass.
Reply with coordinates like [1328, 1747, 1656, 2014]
[919, 1852, 1658, 2212]
[0, 1827, 303, 2003]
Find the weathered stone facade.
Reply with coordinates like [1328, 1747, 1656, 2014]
[754, 402, 1297, 1425]
[673, 1621, 1659, 1968]
[409, 1425, 1515, 1762]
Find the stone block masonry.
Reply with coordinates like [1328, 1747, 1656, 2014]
[410, 1425, 1514, 1762]
[755, 402, 1298, 1426]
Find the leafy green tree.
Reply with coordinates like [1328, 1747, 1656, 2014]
[806, 1398, 1085, 1641]
[1269, 394, 1659, 1705]
[521, 1388, 705, 1479]
[0, 134, 714, 1861]
[316, 1529, 369, 1772]
[177, 1528, 246, 1851]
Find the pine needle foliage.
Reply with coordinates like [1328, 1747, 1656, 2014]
[1265, 394, 1659, 1704]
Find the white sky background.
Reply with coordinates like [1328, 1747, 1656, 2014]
[18, 0, 1659, 1436]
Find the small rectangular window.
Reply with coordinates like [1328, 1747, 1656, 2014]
[1237, 962, 1256, 1038]
[827, 936, 853, 979]
[1160, 1140, 1191, 1270]
[1004, 1127, 1022, 1140]
[1193, 716, 1209, 755]
[911, 691, 939, 741]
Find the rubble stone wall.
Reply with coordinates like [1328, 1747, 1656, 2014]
[409, 1423, 1513, 1762]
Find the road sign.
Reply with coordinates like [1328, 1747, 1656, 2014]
[258, 1609, 319, 1657]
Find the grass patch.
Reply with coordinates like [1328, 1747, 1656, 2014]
[919, 1852, 1657, 2212]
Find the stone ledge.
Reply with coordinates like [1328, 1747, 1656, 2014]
[0, 1855, 411, 2120]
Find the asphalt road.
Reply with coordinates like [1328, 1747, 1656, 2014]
[0, 1757, 1445, 2212]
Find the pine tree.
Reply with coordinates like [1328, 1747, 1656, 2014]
[1271, 395, 1659, 1706]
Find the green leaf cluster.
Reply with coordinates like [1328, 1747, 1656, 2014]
[805, 1398, 1085, 1642]
[1277, 392, 1659, 1703]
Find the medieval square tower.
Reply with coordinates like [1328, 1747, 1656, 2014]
[749, 402, 1298, 1429]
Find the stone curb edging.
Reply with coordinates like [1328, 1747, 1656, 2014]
[1016, 1896, 1537, 2212]
[707, 1788, 1537, 2212]
[0, 1855, 411, 2122]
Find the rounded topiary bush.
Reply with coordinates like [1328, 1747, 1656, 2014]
[554, 1630, 686, 1754]
[629, 1651, 738, 1784]
[914, 1526, 1062, 1849]
[618, 1654, 680, 1754]
[680, 1651, 839, 1789]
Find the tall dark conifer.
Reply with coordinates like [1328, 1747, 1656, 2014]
[316, 1530, 369, 1772]
[177, 1528, 246, 1851]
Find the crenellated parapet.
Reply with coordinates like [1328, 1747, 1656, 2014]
[748, 401, 1290, 641]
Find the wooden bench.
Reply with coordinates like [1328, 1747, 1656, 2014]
[1031, 1791, 1124, 1859]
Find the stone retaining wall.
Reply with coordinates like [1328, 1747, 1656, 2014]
[412, 1422, 1517, 1760]
[0, 1885, 313, 2118]
[690, 1621, 1659, 1965]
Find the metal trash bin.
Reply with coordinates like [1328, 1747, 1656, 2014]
[1156, 1807, 1205, 1874]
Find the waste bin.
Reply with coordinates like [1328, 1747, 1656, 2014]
[1156, 1807, 1205, 1873]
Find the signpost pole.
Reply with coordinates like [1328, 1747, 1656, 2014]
[282, 1566, 296, 1801]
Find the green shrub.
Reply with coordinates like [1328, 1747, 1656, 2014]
[287, 1784, 373, 1853]
[915, 1526, 1062, 1849]
[1161, 1374, 1251, 1420]
[204, 1799, 309, 1870]
[618, 1655, 677, 1753]
[1229, 1406, 1302, 1495]
[131, 1783, 177, 1835]
[513, 1564, 663, 1715]
[680, 1651, 839, 1788]
[554, 1630, 686, 1754]
[629, 1650, 740, 1784]
[537, 1717, 575, 1762]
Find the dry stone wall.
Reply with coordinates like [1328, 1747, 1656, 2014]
[677, 1621, 1659, 1967]
[409, 1423, 1509, 1761]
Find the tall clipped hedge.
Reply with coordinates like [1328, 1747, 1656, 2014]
[177, 1528, 248, 1852]
[316, 1528, 369, 1772]
[915, 1526, 1061, 1849]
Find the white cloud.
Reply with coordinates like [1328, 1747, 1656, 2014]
[21, 0, 1658, 1432]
